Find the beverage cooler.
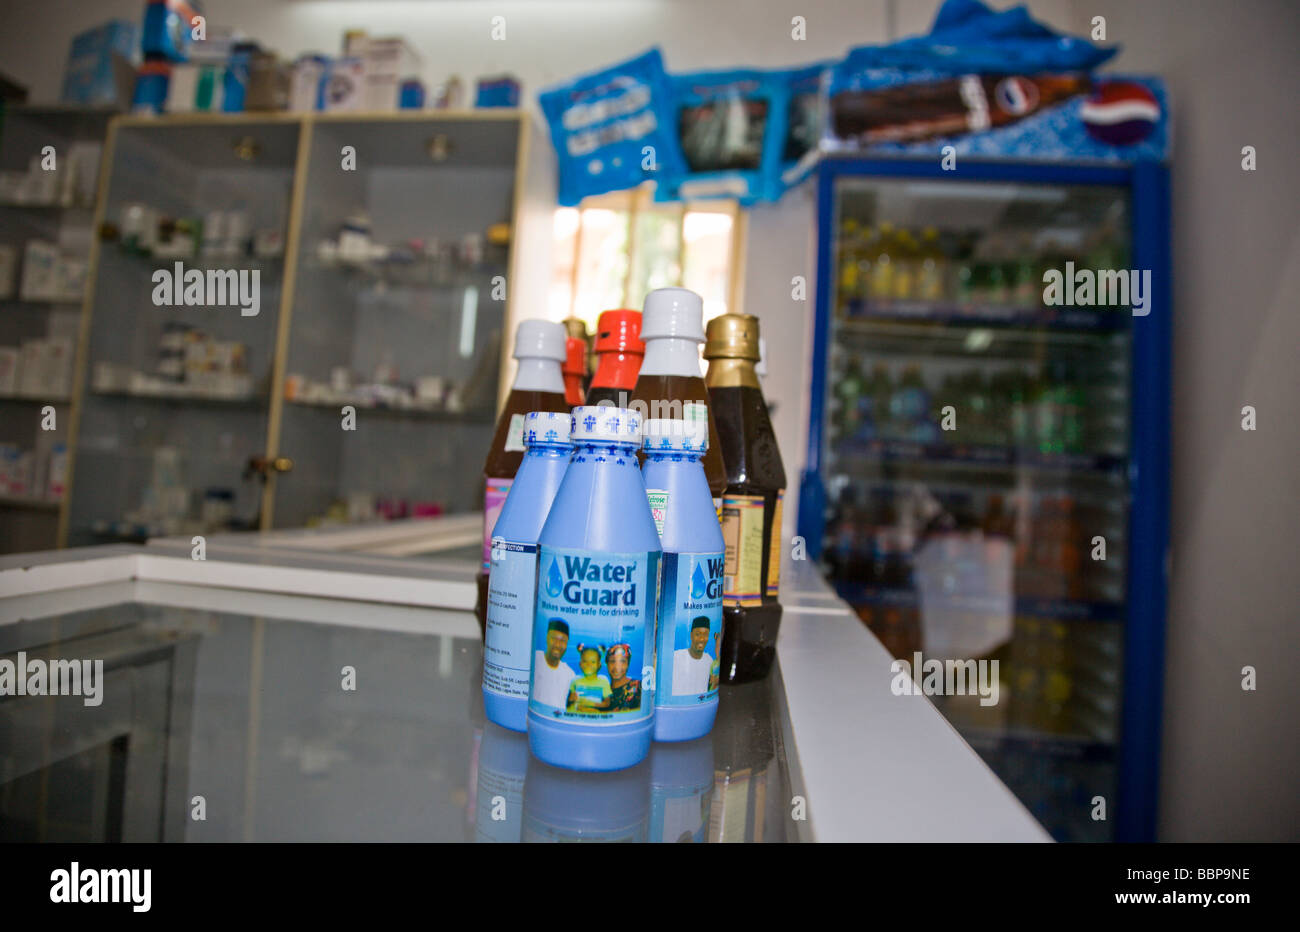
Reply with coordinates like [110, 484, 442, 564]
[796, 157, 1170, 841]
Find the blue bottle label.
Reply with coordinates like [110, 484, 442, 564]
[655, 551, 725, 708]
[484, 538, 539, 700]
[530, 545, 660, 726]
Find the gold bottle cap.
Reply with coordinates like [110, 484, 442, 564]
[704, 313, 761, 361]
[561, 316, 588, 342]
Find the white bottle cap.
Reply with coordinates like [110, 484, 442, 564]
[570, 405, 642, 444]
[643, 417, 708, 453]
[524, 411, 574, 447]
[513, 319, 566, 362]
[640, 288, 705, 343]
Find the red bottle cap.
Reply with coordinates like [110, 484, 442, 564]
[593, 310, 644, 355]
[563, 336, 588, 376]
[563, 337, 587, 405]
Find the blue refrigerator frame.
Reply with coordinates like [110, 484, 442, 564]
[796, 156, 1171, 842]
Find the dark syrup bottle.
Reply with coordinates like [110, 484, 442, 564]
[705, 313, 787, 683]
[630, 288, 727, 506]
[475, 319, 569, 639]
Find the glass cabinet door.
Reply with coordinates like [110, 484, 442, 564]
[270, 116, 518, 529]
[0, 106, 112, 553]
[821, 175, 1133, 840]
[66, 119, 300, 545]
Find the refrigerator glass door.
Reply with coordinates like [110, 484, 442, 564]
[822, 174, 1132, 841]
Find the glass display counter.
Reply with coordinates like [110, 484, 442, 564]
[1, 541, 1049, 842]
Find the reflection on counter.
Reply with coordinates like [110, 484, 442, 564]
[1, 596, 799, 842]
[523, 756, 651, 843]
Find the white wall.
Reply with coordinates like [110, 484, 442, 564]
[1, 0, 1295, 841]
[1058, 0, 1300, 843]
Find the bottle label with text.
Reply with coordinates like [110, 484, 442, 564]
[483, 538, 537, 700]
[529, 546, 660, 725]
[656, 551, 724, 707]
[720, 494, 764, 606]
[766, 490, 785, 597]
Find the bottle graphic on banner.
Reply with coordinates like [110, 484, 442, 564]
[642, 417, 725, 742]
[476, 319, 568, 638]
[528, 406, 662, 772]
[705, 313, 787, 684]
[483, 410, 574, 732]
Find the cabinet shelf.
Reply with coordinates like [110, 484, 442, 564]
[90, 387, 265, 409]
[837, 302, 1131, 333]
[831, 438, 1127, 477]
[0, 393, 73, 404]
[284, 397, 493, 423]
[832, 581, 1124, 623]
[304, 256, 506, 290]
[0, 494, 61, 511]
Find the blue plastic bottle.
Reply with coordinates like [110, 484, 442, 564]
[483, 411, 573, 732]
[475, 723, 529, 842]
[528, 406, 661, 771]
[523, 757, 651, 842]
[649, 736, 715, 843]
[642, 418, 725, 741]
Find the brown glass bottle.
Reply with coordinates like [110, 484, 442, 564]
[630, 288, 727, 501]
[630, 374, 727, 497]
[475, 320, 569, 638]
[705, 313, 786, 684]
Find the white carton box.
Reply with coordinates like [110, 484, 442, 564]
[45, 443, 69, 500]
[0, 346, 19, 394]
[167, 62, 200, 112]
[44, 339, 75, 397]
[321, 58, 365, 111]
[289, 55, 327, 112]
[20, 240, 59, 301]
[0, 244, 16, 298]
[18, 340, 45, 396]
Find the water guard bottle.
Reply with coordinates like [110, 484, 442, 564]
[642, 418, 725, 741]
[528, 406, 662, 771]
[483, 410, 574, 731]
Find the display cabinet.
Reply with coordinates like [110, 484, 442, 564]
[60, 111, 552, 547]
[0, 105, 115, 554]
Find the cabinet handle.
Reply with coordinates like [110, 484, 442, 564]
[246, 455, 294, 478]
